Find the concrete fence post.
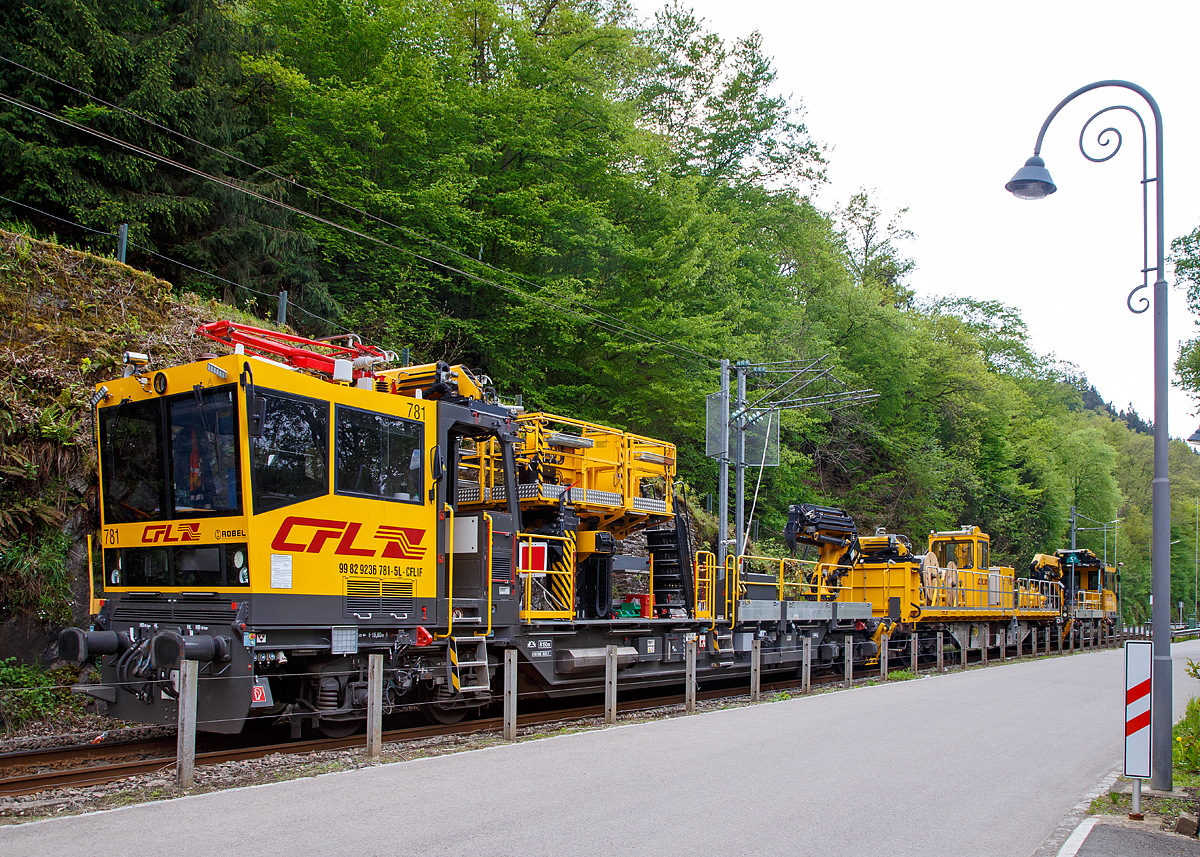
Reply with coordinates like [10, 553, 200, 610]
[844, 635, 853, 687]
[802, 637, 811, 694]
[176, 659, 198, 788]
[982, 624, 989, 667]
[910, 634, 918, 675]
[936, 631, 944, 673]
[750, 639, 761, 702]
[880, 633, 889, 679]
[503, 649, 518, 740]
[605, 645, 618, 724]
[685, 638, 697, 713]
[366, 653, 383, 758]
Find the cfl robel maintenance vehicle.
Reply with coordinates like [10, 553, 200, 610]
[59, 323, 890, 735]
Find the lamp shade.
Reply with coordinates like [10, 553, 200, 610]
[1005, 155, 1057, 200]
[1188, 424, 1200, 444]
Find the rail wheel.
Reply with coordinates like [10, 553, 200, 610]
[419, 683, 471, 725]
[317, 717, 364, 738]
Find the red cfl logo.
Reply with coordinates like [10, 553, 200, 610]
[270, 517, 427, 559]
[142, 522, 201, 544]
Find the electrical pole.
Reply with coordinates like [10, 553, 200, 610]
[717, 360, 730, 568]
[706, 355, 876, 567]
[1069, 506, 1076, 614]
[734, 362, 747, 559]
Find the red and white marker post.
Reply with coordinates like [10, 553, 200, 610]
[1124, 640, 1153, 819]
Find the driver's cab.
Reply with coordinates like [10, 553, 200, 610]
[928, 525, 1011, 609]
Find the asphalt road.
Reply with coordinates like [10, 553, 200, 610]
[6, 640, 1200, 857]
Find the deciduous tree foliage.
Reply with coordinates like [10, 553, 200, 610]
[3, 0, 1198, 619]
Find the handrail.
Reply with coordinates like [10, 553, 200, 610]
[516, 532, 575, 621]
[736, 553, 854, 602]
[649, 551, 654, 616]
[1015, 578, 1063, 611]
[694, 550, 716, 619]
[436, 503, 455, 639]
[479, 512, 494, 638]
[87, 533, 101, 615]
[725, 554, 738, 623]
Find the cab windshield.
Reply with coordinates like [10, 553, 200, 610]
[933, 539, 974, 569]
[100, 386, 242, 523]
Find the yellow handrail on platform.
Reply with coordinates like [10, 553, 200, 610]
[694, 551, 716, 619]
[517, 532, 576, 621]
[736, 553, 854, 602]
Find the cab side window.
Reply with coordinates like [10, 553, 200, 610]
[251, 392, 330, 514]
[335, 406, 423, 503]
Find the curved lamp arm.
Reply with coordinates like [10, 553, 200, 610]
[1006, 79, 1164, 315]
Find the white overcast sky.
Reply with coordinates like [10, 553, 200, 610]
[635, 0, 1200, 435]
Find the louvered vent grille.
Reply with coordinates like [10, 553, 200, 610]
[111, 600, 233, 625]
[344, 579, 414, 615]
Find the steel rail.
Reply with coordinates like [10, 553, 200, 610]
[1, 633, 1124, 799]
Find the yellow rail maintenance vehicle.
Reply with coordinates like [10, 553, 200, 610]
[60, 322, 537, 733]
[1029, 548, 1119, 643]
[62, 323, 888, 734]
[786, 506, 1065, 666]
[912, 525, 1063, 661]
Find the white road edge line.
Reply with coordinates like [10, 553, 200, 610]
[1055, 816, 1099, 857]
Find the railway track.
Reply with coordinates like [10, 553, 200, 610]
[0, 673, 821, 798]
[1, 638, 1118, 799]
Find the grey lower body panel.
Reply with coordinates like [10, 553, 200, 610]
[737, 600, 872, 622]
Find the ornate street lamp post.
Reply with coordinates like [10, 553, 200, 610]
[1006, 80, 1172, 790]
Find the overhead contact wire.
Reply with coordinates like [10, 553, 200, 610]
[0, 65, 716, 367]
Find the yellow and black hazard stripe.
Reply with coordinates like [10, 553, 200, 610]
[448, 638, 461, 692]
[548, 534, 576, 612]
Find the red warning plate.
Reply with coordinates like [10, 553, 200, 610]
[1124, 640, 1153, 779]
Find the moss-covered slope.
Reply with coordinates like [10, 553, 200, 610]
[0, 229, 266, 661]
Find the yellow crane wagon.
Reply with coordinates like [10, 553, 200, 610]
[787, 506, 1064, 665]
[1029, 548, 1119, 644]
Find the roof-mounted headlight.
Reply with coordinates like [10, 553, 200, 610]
[122, 351, 150, 377]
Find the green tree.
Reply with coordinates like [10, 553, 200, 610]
[0, 0, 320, 305]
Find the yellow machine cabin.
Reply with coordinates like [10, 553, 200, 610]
[1030, 548, 1117, 625]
